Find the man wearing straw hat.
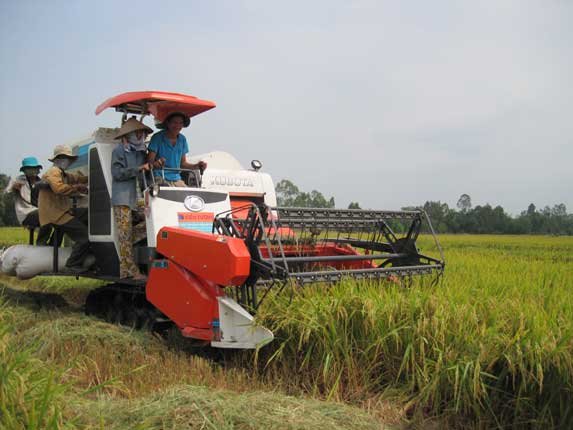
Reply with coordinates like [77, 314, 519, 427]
[38, 145, 90, 271]
[5, 156, 52, 245]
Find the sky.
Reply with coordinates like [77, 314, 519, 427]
[1, 0, 571, 214]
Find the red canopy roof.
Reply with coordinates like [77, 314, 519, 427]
[95, 91, 216, 122]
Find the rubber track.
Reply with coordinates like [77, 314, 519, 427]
[85, 283, 170, 331]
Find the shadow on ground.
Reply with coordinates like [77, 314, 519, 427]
[1, 285, 70, 310]
[0, 283, 249, 366]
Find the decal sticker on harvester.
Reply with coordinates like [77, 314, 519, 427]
[177, 212, 214, 233]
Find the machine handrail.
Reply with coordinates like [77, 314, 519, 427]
[143, 166, 203, 188]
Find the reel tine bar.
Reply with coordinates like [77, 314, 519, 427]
[214, 205, 445, 289]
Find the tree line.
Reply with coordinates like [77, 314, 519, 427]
[1, 174, 571, 235]
[275, 179, 335, 208]
[407, 197, 573, 235]
[276, 181, 573, 236]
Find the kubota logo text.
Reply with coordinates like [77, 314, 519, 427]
[209, 176, 254, 187]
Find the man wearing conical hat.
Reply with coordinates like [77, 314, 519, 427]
[39, 144, 90, 271]
[5, 157, 52, 245]
[111, 117, 152, 280]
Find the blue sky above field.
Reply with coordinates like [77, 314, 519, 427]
[1, 0, 571, 214]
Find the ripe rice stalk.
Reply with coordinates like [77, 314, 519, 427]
[255, 235, 573, 427]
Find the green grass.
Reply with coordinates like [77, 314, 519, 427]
[0, 302, 69, 430]
[0, 293, 391, 429]
[0, 226, 29, 247]
[69, 385, 385, 430]
[1, 228, 572, 428]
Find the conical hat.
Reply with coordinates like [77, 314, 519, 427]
[115, 118, 153, 139]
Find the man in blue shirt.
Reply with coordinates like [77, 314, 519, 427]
[147, 113, 207, 186]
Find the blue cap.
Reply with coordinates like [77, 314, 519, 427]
[20, 156, 43, 172]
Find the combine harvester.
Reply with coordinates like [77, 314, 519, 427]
[1, 91, 445, 349]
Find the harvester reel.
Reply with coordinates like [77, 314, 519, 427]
[214, 205, 445, 311]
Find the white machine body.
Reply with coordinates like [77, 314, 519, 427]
[62, 128, 277, 349]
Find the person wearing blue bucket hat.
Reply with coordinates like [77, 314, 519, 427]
[5, 156, 52, 245]
[19, 156, 43, 172]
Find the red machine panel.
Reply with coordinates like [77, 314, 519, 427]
[146, 259, 222, 340]
[155, 227, 251, 286]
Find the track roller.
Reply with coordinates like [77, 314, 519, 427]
[85, 283, 168, 331]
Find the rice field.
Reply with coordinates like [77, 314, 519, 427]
[1, 227, 572, 428]
[0, 226, 29, 247]
[257, 234, 573, 428]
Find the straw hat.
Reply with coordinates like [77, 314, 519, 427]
[20, 156, 43, 171]
[49, 145, 78, 162]
[115, 118, 153, 140]
[156, 112, 190, 130]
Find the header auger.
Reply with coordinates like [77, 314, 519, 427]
[1, 90, 445, 350]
